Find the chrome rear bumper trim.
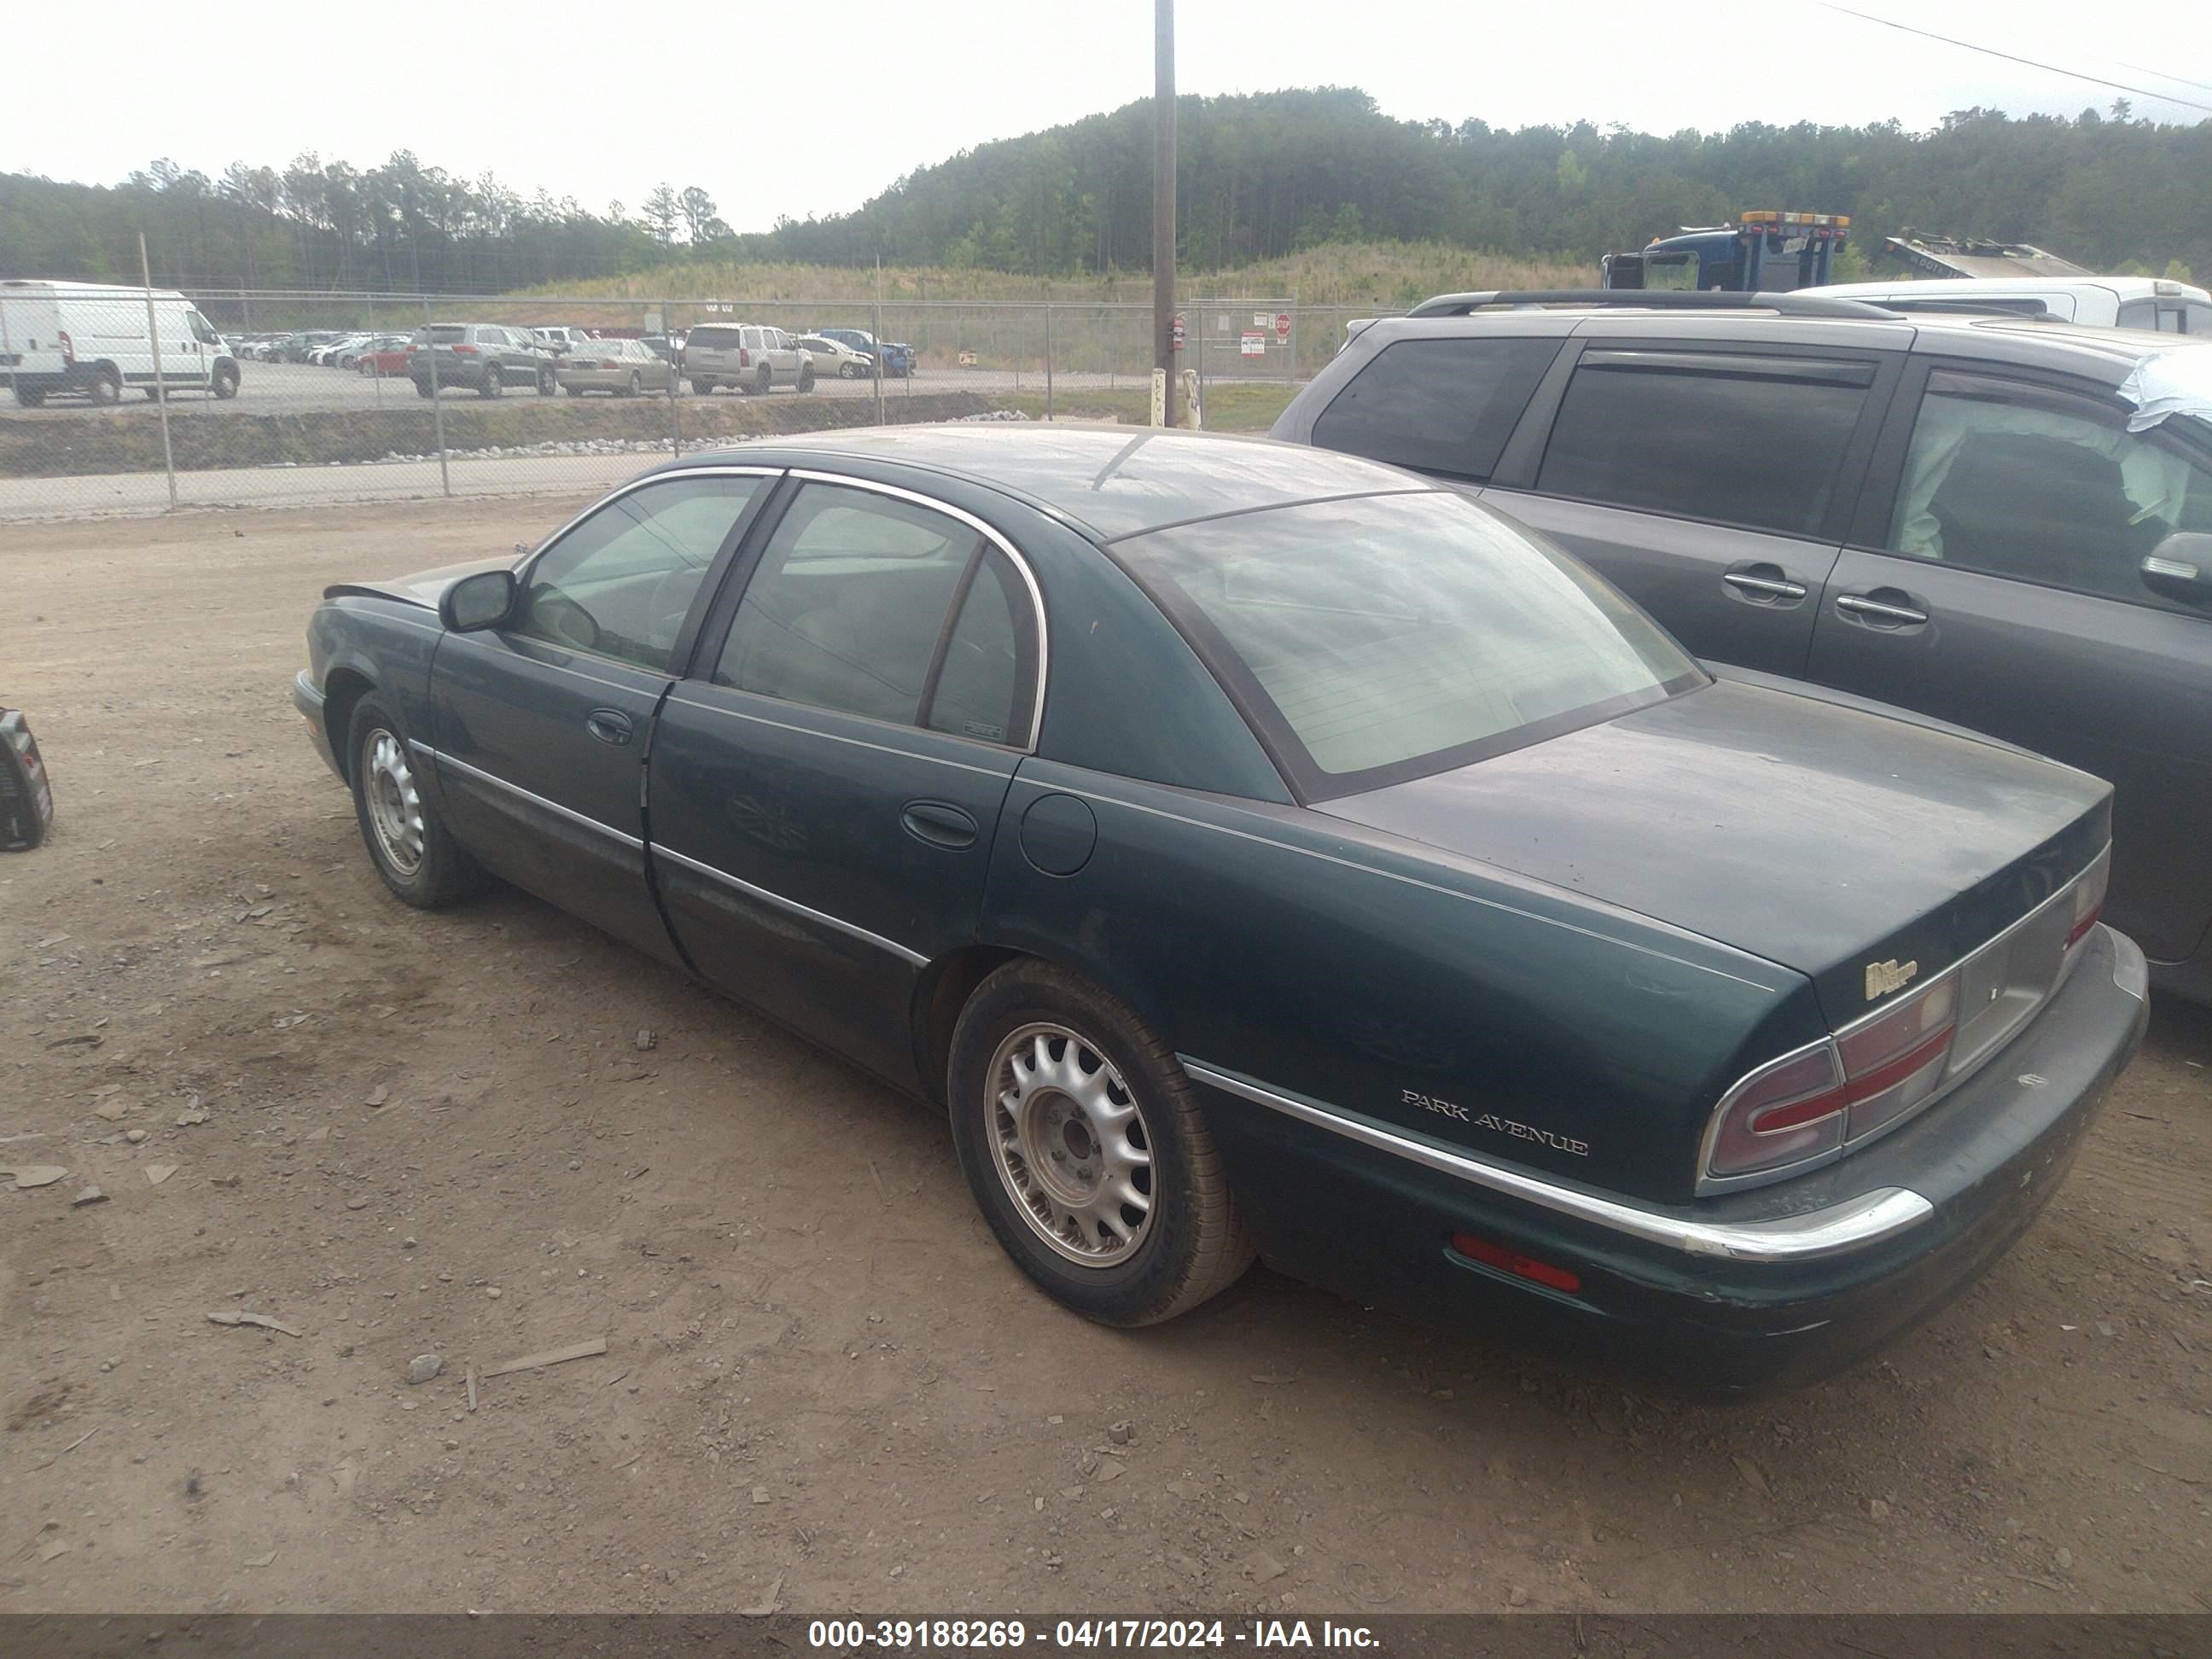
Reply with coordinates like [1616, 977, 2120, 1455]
[1180, 1058, 1935, 1263]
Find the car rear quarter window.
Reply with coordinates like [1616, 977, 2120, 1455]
[715, 484, 1030, 739]
[689, 326, 741, 350]
[1887, 370, 2212, 613]
[1309, 336, 1559, 480]
[1115, 490, 1703, 796]
[1537, 351, 1875, 537]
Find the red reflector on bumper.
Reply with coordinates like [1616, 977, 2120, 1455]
[1450, 1234, 1582, 1294]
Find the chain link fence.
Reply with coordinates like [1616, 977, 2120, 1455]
[2, 283, 1368, 521]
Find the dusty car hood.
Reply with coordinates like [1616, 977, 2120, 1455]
[323, 556, 515, 610]
[1320, 678, 2110, 1025]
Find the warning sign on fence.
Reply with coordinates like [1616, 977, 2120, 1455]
[1240, 331, 1267, 358]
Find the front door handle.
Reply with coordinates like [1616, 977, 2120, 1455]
[1834, 592, 1930, 627]
[1721, 570, 1808, 602]
[901, 800, 979, 850]
[585, 707, 634, 745]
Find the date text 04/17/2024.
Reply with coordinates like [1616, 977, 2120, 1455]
[804, 1620, 1381, 1650]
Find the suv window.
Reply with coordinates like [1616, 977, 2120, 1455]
[1310, 337, 1559, 481]
[1537, 350, 1875, 537]
[514, 475, 762, 669]
[714, 484, 1027, 736]
[1887, 369, 2212, 610]
[689, 326, 740, 351]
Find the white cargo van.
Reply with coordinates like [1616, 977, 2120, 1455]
[0, 279, 242, 407]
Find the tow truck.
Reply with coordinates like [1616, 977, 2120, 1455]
[1601, 211, 1851, 292]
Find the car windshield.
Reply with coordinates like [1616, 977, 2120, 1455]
[1115, 491, 1703, 795]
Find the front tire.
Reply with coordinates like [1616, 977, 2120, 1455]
[947, 961, 1253, 1326]
[479, 366, 503, 399]
[624, 371, 642, 399]
[797, 362, 815, 393]
[537, 365, 556, 395]
[212, 366, 239, 399]
[347, 696, 484, 910]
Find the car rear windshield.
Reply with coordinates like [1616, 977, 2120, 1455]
[415, 325, 468, 344]
[1115, 490, 1703, 797]
[688, 326, 742, 349]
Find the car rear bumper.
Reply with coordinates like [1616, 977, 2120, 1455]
[1191, 923, 2148, 1392]
[293, 671, 342, 783]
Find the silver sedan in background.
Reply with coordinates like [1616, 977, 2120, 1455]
[797, 334, 876, 379]
[556, 338, 677, 398]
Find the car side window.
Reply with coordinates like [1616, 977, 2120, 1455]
[1885, 370, 2212, 611]
[714, 483, 1030, 738]
[1311, 337, 1560, 480]
[1536, 351, 1876, 537]
[513, 475, 763, 670]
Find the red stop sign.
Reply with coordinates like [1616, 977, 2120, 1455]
[1274, 311, 1290, 340]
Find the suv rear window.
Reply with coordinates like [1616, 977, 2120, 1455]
[688, 326, 741, 350]
[1116, 490, 1702, 795]
[1311, 337, 1559, 481]
[417, 325, 468, 343]
[1537, 351, 1875, 538]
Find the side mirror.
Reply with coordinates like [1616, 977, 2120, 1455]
[440, 569, 517, 632]
[2142, 532, 2212, 607]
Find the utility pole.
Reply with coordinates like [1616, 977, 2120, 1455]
[1152, 0, 1179, 428]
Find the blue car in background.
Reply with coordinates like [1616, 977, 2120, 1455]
[814, 326, 914, 377]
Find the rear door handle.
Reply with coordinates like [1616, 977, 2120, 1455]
[1834, 592, 1930, 627]
[1721, 571, 1807, 602]
[585, 707, 634, 745]
[901, 800, 979, 850]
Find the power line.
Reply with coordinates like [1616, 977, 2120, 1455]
[1814, 3, 2212, 116]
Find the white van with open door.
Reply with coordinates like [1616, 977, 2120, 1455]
[0, 279, 242, 407]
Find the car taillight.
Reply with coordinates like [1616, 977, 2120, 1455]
[58, 330, 74, 364]
[737, 347, 751, 367]
[449, 344, 479, 355]
[2064, 855, 2108, 952]
[1705, 972, 1960, 1182]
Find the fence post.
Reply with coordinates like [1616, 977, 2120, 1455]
[872, 296, 886, 427]
[423, 296, 451, 498]
[1288, 292, 1298, 387]
[1045, 305, 1054, 422]
[368, 293, 382, 408]
[137, 235, 178, 510]
[664, 301, 680, 457]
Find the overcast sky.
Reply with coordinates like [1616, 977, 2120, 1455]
[11, 1, 2212, 230]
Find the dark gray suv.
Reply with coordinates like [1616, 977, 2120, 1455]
[409, 323, 556, 398]
[1274, 292, 2212, 1002]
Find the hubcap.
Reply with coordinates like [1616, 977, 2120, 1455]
[363, 728, 426, 876]
[987, 1023, 1155, 1267]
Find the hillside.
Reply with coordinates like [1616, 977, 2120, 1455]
[4, 88, 2208, 296]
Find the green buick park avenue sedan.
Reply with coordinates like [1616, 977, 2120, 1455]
[293, 427, 2149, 1388]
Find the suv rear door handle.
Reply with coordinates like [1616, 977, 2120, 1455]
[1835, 592, 1930, 627]
[1722, 570, 1807, 602]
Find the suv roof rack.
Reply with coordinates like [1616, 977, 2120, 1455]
[1404, 288, 1896, 320]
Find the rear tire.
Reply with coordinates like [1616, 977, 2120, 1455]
[13, 384, 47, 408]
[86, 366, 122, 407]
[691, 379, 712, 396]
[347, 695, 486, 911]
[947, 960, 1254, 1327]
[563, 384, 581, 397]
[479, 366, 503, 399]
[537, 366, 556, 395]
[625, 371, 642, 399]
[797, 363, 816, 393]
[754, 364, 772, 396]
[415, 378, 434, 399]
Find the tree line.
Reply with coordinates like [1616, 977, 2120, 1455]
[3, 88, 2207, 294]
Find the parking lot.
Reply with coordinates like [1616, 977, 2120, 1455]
[3, 497, 2209, 1615]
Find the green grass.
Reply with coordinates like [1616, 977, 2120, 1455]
[998, 381, 1298, 434]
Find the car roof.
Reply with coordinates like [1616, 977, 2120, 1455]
[674, 425, 1429, 541]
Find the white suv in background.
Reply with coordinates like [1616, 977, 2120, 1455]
[684, 323, 816, 395]
[1807, 276, 2212, 334]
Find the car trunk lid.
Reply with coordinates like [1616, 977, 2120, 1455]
[1318, 678, 2110, 1027]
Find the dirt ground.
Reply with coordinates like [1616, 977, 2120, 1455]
[3, 498, 2209, 1617]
